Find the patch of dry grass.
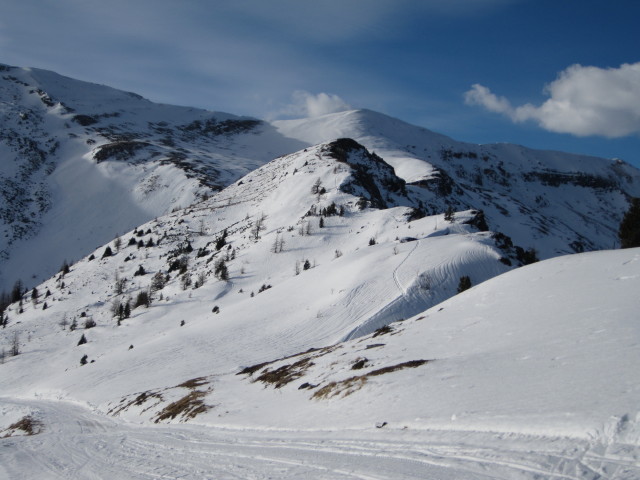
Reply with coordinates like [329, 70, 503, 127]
[177, 377, 209, 389]
[237, 346, 337, 377]
[238, 345, 340, 390]
[367, 359, 429, 376]
[255, 357, 315, 389]
[312, 359, 431, 400]
[153, 390, 209, 423]
[371, 325, 393, 338]
[107, 390, 164, 416]
[312, 376, 368, 400]
[2, 416, 44, 437]
[109, 376, 212, 423]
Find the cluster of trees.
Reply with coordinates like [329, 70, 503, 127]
[111, 299, 132, 325]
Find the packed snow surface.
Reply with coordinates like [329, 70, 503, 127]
[2, 245, 639, 478]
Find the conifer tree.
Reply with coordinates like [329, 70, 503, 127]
[457, 275, 472, 294]
[619, 197, 640, 248]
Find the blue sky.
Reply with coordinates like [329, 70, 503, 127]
[2, 0, 639, 167]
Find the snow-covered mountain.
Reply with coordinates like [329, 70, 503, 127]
[276, 109, 640, 257]
[1, 64, 640, 479]
[0, 63, 305, 292]
[2, 64, 639, 295]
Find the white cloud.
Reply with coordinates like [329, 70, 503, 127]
[279, 91, 352, 118]
[465, 62, 640, 138]
[464, 84, 512, 115]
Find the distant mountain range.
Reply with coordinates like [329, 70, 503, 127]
[1, 63, 639, 293]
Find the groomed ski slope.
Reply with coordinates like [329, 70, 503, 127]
[2, 248, 639, 479]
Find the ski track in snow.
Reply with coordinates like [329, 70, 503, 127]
[1, 399, 638, 480]
[392, 239, 419, 295]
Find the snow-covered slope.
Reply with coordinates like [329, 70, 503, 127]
[276, 109, 640, 258]
[3, 63, 640, 298]
[1, 130, 639, 477]
[2, 243, 638, 479]
[0, 140, 509, 401]
[0, 64, 305, 292]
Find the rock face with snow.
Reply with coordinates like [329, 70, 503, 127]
[1, 65, 640, 479]
[276, 109, 640, 258]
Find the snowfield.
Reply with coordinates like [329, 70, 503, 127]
[2, 248, 639, 479]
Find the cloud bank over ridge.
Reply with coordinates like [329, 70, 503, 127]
[465, 62, 640, 138]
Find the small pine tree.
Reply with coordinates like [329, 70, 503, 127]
[368, 237, 376, 246]
[11, 332, 20, 356]
[80, 354, 88, 365]
[444, 205, 455, 222]
[214, 259, 229, 281]
[181, 273, 192, 290]
[78, 334, 87, 346]
[319, 217, 324, 228]
[215, 229, 227, 250]
[457, 275, 472, 294]
[60, 260, 70, 276]
[251, 213, 267, 241]
[311, 178, 320, 194]
[194, 271, 206, 289]
[619, 197, 640, 248]
[134, 290, 151, 308]
[303, 259, 311, 270]
[271, 234, 285, 253]
[11, 279, 24, 303]
[115, 272, 127, 294]
[150, 271, 166, 291]
[102, 246, 113, 259]
[516, 247, 539, 265]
